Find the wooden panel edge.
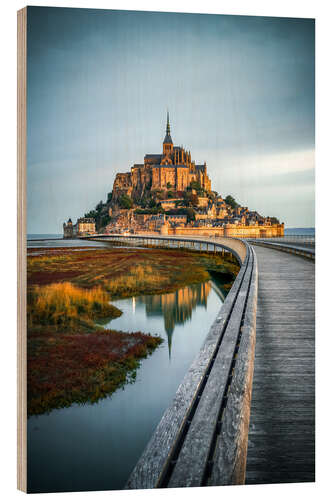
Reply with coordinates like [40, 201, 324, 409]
[17, 6, 27, 493]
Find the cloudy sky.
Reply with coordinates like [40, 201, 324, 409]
[27, 7, 315, 233]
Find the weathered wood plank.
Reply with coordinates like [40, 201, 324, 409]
[207, 249, 258, 486]
[126, 241, 251, 489]
[245, 245, 315, 485]
[167, 251, 255, 487]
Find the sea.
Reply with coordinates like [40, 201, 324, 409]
[284, 227, 315, 236]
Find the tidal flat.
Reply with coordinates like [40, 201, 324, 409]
[27, 246, 239, 416]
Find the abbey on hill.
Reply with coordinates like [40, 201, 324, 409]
[111, 112, 211, 205]
[63, 113, 284, 238]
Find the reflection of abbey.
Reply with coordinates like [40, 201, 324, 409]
[63, 113, 284, 238]
[112, 112, 211, 204]
[138, 281, 212, 358]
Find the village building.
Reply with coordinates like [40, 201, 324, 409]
[166, 214, 188, 226]
[63, 218, 73, 238]
[197, 196, 209, 208]
[147, 214, 167, 231]
[63, 217, 96, 238]
[160, 199, 178, 210]
[75, 218, 96, 235]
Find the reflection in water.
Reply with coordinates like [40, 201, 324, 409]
[141, 282, 210, 357]
[28, 279, 230, 492]
[106, 279, 228, 360]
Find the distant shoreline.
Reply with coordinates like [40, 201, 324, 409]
[27, 227, 315, 242]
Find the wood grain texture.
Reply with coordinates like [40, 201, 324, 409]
[126, 242, 258, 489]
[249, 240, 315, 260]
[208, 249, 258, 486]
[125, 248, 249, 489]
[168, 251, 254, 487]
[17, 6, 27, 493]
[245, 245, 315, 485]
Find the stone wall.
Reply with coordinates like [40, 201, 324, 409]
[166, 224, 284, 238]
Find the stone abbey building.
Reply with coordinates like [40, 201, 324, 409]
[63, 113, 284, 239]
[111, 113, 211, 204]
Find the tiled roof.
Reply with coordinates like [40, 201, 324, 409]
[77, 217, 95, 223]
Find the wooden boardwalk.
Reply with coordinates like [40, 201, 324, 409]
[246, 245, 315, 484]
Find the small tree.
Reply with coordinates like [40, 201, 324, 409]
[189, 180, 201, 191]
[85, 210, 98, 219]
[95, 201, 104, 212]
[225, 195, 239, 209]
[99, 214, 111, 229]
[119, 194, 133, 209]
[183, 192, 191, 207]
[189, 180, 205, 196]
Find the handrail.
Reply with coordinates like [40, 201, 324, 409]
[109, 236, 258, 488]
[248, 239, 315, 260]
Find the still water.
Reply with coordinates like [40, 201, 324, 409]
[27, 235, 110, 249]
[27, 280, 226, 493]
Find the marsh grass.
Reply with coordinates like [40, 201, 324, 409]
[28, 282, 122, 328]
[104, 263, 172, 297]
[28, 253, 72, 272]
[27, 247, 239, 298]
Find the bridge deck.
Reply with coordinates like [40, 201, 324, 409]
[246, 245, 315, 484]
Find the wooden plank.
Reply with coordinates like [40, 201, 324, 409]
[167, 252, 254, 487]
[126, 243, 250, 489]
[208, 249, 258, 486]
[245, 245, 315, 485]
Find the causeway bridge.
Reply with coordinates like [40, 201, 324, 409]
[81, 233, 315, 487]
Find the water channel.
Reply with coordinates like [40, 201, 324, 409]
[27, 242, 230, 492]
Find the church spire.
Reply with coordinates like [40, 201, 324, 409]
[166, 110, 171, 136]
[163, 110, 173, 145]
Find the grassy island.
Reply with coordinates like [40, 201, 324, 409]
[27, 246, 239, 416]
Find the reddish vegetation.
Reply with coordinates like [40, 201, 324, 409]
[28, 329, 161, 416]
[28, 270, 82, 286]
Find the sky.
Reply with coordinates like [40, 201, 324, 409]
[27, 7, 315, 233]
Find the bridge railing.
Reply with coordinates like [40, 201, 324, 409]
[247, 238, 315, 260]
[88, 235, 258, 488]
[245, 234, 315, 244]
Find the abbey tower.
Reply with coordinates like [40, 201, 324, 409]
[111, 113, 211, 205]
